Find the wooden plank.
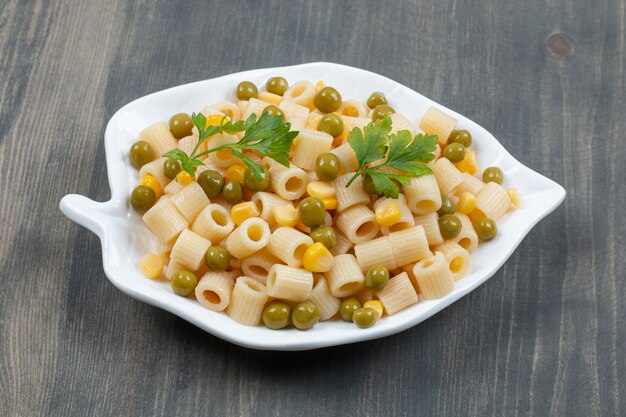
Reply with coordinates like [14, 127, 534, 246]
[0, 0, 624, 416]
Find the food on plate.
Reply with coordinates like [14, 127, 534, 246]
[127, 77, 517, 330]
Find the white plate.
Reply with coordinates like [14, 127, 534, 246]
[60, 62, 565, 351]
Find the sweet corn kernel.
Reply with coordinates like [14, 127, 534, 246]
[454, 150, 478, 174]
[457, 192, 477, 214]
[333, 121, 349, 147]
[508, 187, 520, 210]
[258, 91, 282, 106]
[231, 201, 260, 226]
[225, 165, 246, 183]
[374, 199, 402, 227]
[364, 300, 384, 318]
[205, 114, 226, 128]
[273, 204, 299, 227]
[302, 242, 334, 273]
[315, 80, 326, 91]
[307, 181, 336, 199]
[176, 170, 193, 185]
[321, 197, 338, 210]
[139, 174, 163, 199]
[468, 208, 486, 223]
[139, 253, 164, 279]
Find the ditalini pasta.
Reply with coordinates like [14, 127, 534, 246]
[195, 271, 235, 311]
[128, 77, 516, 331]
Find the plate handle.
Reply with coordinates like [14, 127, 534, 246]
[59, 194, 116, 238]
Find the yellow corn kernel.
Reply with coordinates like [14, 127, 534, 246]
[205, 114, 226, 128]
[454, 149, 478, 174]
[321, 197, 338, 210]
[176, 170, 193, 185]
[364, 300, 384, 318]
[139, 253, 164, 279]
[139, 174, 163, 199]
[374, 199, 402, 227]
[225, 165, 246, 183]
[231, 201, 260, 226]
[315, 80, 326, 91]
[302, 242, 334, 273]
[508, 187, 520, 210]
[332, 121, 349, 147]
[258, 91, 282, 106]
[468, 208, 486, 223]
[307, 181, 336, 199]
[273, 204, 299, 227]
[457, 192, 477, 214]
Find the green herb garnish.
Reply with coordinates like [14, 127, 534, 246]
[345, 116, 438, 198]
[163, 112, 298, 180]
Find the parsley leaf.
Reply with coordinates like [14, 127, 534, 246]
[163, 111, 298, 180]
[345, 117, 438, 198]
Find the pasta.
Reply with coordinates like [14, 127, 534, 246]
[139, 122, 177, 155]
[267, 227, 314, 267]
[412, 252, 454, 299]
[195, 271, 235, 311]
[376, 272, 418, 315]
[419, 107, 457, 145]
[143, 198, 188, 243]
[169, 182, 210, 222]
[266, 264, 314, 302]
[226, 277, 268, 326]
[402, 175, 442, 215]
[333, 173, 370, 212]
[308, 275, 341, 320]
[326, 254, 365, 297]
[434, 240, 471, 281]
[170, 229, 212, 270]
[226, 217, 271, 259]
[128, 76, 517, 331]
[241, 249, 280, 284]
[292, 129, 333, 171]
[336, 204, 380, 244]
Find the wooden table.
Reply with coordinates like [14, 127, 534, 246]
[1, 0, 624, 415]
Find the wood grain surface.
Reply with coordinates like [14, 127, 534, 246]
[1, 0, 624, 416]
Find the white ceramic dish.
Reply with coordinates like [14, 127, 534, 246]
[60, 62, 565, 351]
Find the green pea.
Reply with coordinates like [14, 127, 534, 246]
[448, 129, 472, 147]
[438, 214, 462, 239]
[236, 81, 258, 100]
[314, 86, 342, 113]
[262, 301, 292, 330]
[129, 141, 155, 170]
[366, 92, 388, 109]
[309, 226, 336, 249]
[437, 197, 456, 216]
[298, 197, 326, 228]
[169, 113, 194, 139]
[482, 167, 504, 185]
[318, 113, 344, 137]
[130, 185, 156, 211]
[222, 180, 244, 203]
[362, 173, 377, 194]
[474, 218, 497, 241]
[352, 307, 378, 328]
[262, 105, 284, 118]
[339, 297, 361, 322]
[197, 170, 224, 198]
[291, 301, 320, 330]
[266, 77, 288, 96]
[171, 270, 198, 297]
[371, 104, 395, 122]
[443, 142, 466, 163]
[163, 158, 181, 179]
[365, 265, 389, 291]
[315, 153, 340, 181]
[204, 246, 231, 271]
[243, 167, 270, 192]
